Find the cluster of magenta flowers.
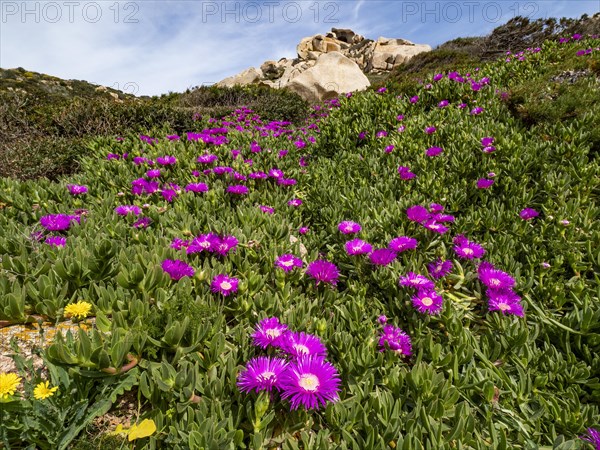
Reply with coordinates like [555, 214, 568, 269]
[477, 261, 523, 316]
[453, 235, 486, 260]
[400, 272, 445, 315]
[38, 213, 84, 248]
[238, 318, 341, 410]
[406, 204, 455, 234]
[377, 317, 412, 356]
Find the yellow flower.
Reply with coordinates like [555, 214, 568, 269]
[33, 381, 59, 400]
[128, 419, 157, 441]
[0, 373, 21, 400]
[64, 301, 92, 320]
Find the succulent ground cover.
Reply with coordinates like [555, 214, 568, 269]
[0, 37, 599, 449]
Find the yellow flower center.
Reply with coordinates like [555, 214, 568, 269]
[421, 297, 433, 306]
[266, 329, 281, 338]
[463, 248, 474, 255]
[298, 373, 320, 392]
[490, 278, 501, 286]
[281, 259, 294, 267]
[259, 371, 276, 381]
[293, 344, 310, 355]
[33, 381, 58, 400]
[498, 303, 511, 312]
[220, 281, 232, 290]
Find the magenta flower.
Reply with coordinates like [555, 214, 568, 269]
[426, 146, 443, 157]
[520, 208, 539, 220]
[275, 254, 303, 272]
[306, 260, 339, 286]
[186, 233, 218, 254]
[197, 154, 218, 164]
[280, 356, 340, 410]
[338, 221, 361, 234]
[211, 274, 239, 296]
[427, 259, 453, 279]
[269, 168, 284, 179]
[146, 169, 161, 178]
[278, 178, 297, 186]
[132, 217, 151, 229]
[453, 235, 485, 259]
[185, 183, 209, 193]
[477, 178, 494, 189]
[67, 184, 88, 195]
[470, 107, 484, 115]
[161, 188, 178, 202]
[581, 427, 600, 450]
[412, 290, 444, 315]
[226, 185, 248, 195]
[478, 261, 515, 290]
[378, 325, 412, 356]
[389, 236, 418, 253]
[298, 227, 309, 235]
[429, 203, 444, 213]
[114, 205, 142, 216]
[40, 214, 75, 231]
[406, 205, 430, 223]
[385, 145, 395, 153]
[281, 332, 328, 359]
[377, 315, 388, 325]
[162, 259, 195, 280]
[288, 198, 303, 207]
[369, 248, 398, 266]
[438, 100, 449, 108]
[156, 155, 176, 166]
[431, 213, 455, 223]
[425, 126, 436, 134]
[44, 236, 67, 247]
[399, 272, 435, 290]
[252, 317, 289, 349]
[212, 235, 238, 256]
[410, 95, 419, 103]
[237, 356, 288, 394]
[422, 219, 449, 234]
[345, 239, 373, 255]
[398, 166, 416, 180]
[170, 238, 189, 250]
[259, 205, 274, 214]
[481, 137, 494, 147]
[487, 289, 524, 316]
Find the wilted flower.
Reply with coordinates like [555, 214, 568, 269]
[162, 259, 195, 280]
[237, 356, 288, 393]
[306, 260, 339, 286]
[520, 208, 539, 220]
[425, 259, 451, 280]
[280, 356, 340, 410]
[378, 325, 412, 356]
[211, 274, 239, 296]
[378, 315, 388, 325]
[298, 227, 309, 235]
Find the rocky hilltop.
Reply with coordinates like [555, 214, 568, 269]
[217, 28, 431, 102]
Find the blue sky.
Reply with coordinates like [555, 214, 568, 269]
[1, 1, 598, 95]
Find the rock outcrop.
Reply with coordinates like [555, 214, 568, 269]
[216, 28, 431, 101]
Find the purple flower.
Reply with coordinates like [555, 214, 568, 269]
[412, 290, 444, 315]
[156, 155, 176, 166]
[406, 205, 430, 223]
[438, 100, 449, 108]
[237, 356, 288, 394]
[278, 178, 297, 186]
[581, 427, 600, 450]
[162, 259, 195, 280]
[161, 188, 178, 202]
[132, 217, 151, 229]
[288, 198, 303, 207]
[453, 235, 486, 259]
[298, 227, 309, 235]
[131, 178, 159, 195]
[212, 235, 238, 256]
[281, 332, 328, 359]
[226, 185, 248, 195]
[431, 213, 455, 223]
[377, 87, 387, 93]
[378, 325, 412, 356]
[478, 261, 515, 289]
[520, 208, 539, 220]
[115, 205, 142, 216]
[345, 239, 373, 256]
[399, 272, 435, 290]
[338, 221, 361, 234]
[44, 236, 67, 247]
[429, 203, 444, 213]
[433, 73, 444, 81]
[171, 238, 190, 250]
[425, 126, 436, 134]
[186, 233, 218, 254]
[278, 150, 289, 158]
[470, 107, 484, 115]
[388, 236, 418, 253]
[477, 178, 495, 189]
[146, 169, 161, 178]
[67, 184, 88, 195]
[252, 317, 289, 349]
[481, 137, 494, 146]
[185, 183, 209, 193]
[487, 289, 524, 316]
[427, 259, 453, 279]
[211, 274, 239, 296]
[410, 95, 419, 104]
[275, 254, 303, 272]
[260, 205, 275, 214]
[385, 145, 395, 153]
[40, 214, 74, 231]
[422, 219, 449, 234]
[268, 168, 284, 179]
[306, 260, 339, 286]
[426, 146, 443, 157]
[398, 166, 416, 180]
[280, 356, 340, 410]
[197, 154, 218, 164]
[249, 171, 268, 180]
[377, 315, 388, 325]
[369, 248, 398, 266]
